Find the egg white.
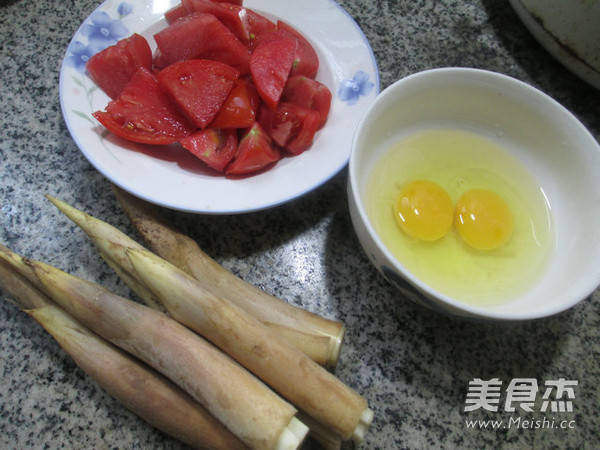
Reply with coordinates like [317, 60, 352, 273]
[367, 128, 555, 306]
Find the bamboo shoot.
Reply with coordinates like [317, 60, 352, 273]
[127, 247, 373, 443]
[0, 256, 248, 450]
[111, 187, 345, 368]
[0, 247, 306, 450]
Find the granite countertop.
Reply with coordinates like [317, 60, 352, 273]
[1, 0, 599, 449]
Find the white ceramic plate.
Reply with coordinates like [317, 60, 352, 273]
[59, 0, 379, 214]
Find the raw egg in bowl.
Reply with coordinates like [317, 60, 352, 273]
[348, 68, 600, 321]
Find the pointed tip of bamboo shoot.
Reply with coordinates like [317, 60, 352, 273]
[44, 194, 68, 212]
[0, 245, 39, 290]
[352, 407, 374, 444]
[275, 416, 309, 450]
[0, 259, 52, 310]
[45, 195, 89, 227]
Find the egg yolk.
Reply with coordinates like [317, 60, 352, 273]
[394, 180, 454, 241]
[455, 189, 513, 251]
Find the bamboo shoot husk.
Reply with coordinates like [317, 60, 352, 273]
[0, 256, 48, 309]
[126, 247, 373, 443]
[29, 305, 249, 450]
[111, 187, 345, 368]
[40, 196, 372, 442]
[0, 256, 247, 450]
[0, 247, 306, 450]
[46, 195, 339, 367]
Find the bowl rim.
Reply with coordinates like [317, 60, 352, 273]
[348, 67, 600, 320]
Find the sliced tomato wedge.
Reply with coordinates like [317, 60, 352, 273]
[157, 59, 240, 129]
[246, 9, 277, 49]
[253, 21, 319, 79]
[154, 12, 250, 73]
[182, 0, 250, 44]
[209, 77, 260, 129]
[92, 67, 196, 145]
[276, 21, 319, 78]
[164, 3, 188, 24]
[226, 122, 281, 175]
[209, 0, 243, 4]
[86, 33, 152, 99]
[258, 102, 321, 155]
[281, 76, 332, 128]
[250, 38, 297, 111]
[180, 127, 238, 172]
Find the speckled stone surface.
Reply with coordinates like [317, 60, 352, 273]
[1, 0, 599, 449]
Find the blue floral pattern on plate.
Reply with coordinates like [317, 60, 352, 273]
[60, 0, 380, 213]
[338, 70, 375, 105]
[65, 2, 132, 73]
[117, 2, 133, 17]
[63, 2, 133, 162]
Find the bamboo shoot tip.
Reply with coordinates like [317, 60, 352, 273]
[352, 407, 374, 444]
[275, 416, 309, 450]
[44, 195, 63, 208]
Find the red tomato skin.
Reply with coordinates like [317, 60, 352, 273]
[180, 128, 238, 172]
[277, 21, 319, 78]
[93, 68, 196, 145]
[252, 28, 318, 80]
[258, 102, 321, 155]
[207, 0, 243, 4]
[86, 33, 152, 99]
[164, 4, 188, 24]
[182, 0, 250, 43]
[246, 9, 277, 50]
[226, 122, 281, 175]
[250, 38, 297, 111]
[209, 78, 260, 129]
[281, 76, 332, 128]
[154, 12, 251, 73]
[157, 59, 240, 129]
[277, 20, 319, 78]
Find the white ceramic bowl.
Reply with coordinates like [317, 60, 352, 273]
[348, 68, 600, 321]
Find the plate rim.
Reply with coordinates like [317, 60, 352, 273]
[59, 0, 380, 214]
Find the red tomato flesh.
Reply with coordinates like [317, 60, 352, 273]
[209, 77, 260, 129]
[281, 76, 332, 129]
[154, 12, 250, 73]
[89, 4, 327, 174]
[92, 68, 196, 145]
[157, 59, 240, 129]
[182, 0, 250, 44]
[180, 127, 238, 172]
[204, 0, 243, 4]
[226, 122, 281, 175]
[86, 33, 152, 99]
[258, 102, 321, 155]
[164, 4, 188, 24]
[276, 21, 319, 79]
[250, 38, 296, 111]
[252, 29, 318, 80]
[246, 9, 277, 49]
